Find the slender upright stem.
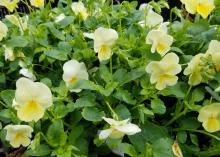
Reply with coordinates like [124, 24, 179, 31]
[105, 101, 118, 120]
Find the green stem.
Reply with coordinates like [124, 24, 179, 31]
[0, 101, 8, 108]
[144, 9, 147, 28]
[185, 85, 192, 100]
[172, 128, 220, 141]
[105, 101, 118, 120]
[14, 9, 24, 34]
[39, 132, 51, 145]
[21, 0, 33, 13]
[197, 149, 220, 157]
[165, 107, 187, 126]
[165, 86, 192, 126]
[110, 56, 113, 82]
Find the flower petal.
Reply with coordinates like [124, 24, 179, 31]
[115, 123, 141, 135]
[99, 128, 113, 140]
[196, 1, 215, 18]
[17, 101, 45, 122]
[103, 117, 117, 125]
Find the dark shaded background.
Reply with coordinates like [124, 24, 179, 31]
[0, 0, 182, 18]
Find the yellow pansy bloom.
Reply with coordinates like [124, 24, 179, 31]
[146, 23, 173, 56]
[30, 0, 44, 8]
[99, 117, 141, 140]
[13, 77, 52, 122]
[71, 1, 89, 20]
[180, 0, 215, 18]
[146, 53, 182, 90]
[62, 59, 89, 93]
[198, 103, 220, 132]
[0, 0, 19, 12]
[183, 53, 206, 86]
[139, 4, 163, 28]
[0, 21, 8, 41]
[83, 27, 118, 61]
[206, 40, 220, 72]
[5, 125, 33, 148]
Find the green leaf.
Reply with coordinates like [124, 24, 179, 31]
[114, 89, 136, 105]
[99, 64, 111, 83]
[58, 42, 72, 53]
[0, 73, 6, 84]
[40, 78, 52, 88]
[53, 81, 68, 97]
[177, 131, 187, 144]
[120, 69, 145, 85]
[99, 82, 118, 96]
[159, 82, 187, 98]
[188, 20, 209, 35]
[113, 69, 127, 83]
[151, 99, 166, 114]
[191, 87, 205, 102]
[115, 104, 131, 120]
[51, 145, 76, 157]
[0, 90, 15, 107]
[48, 24, 65, 40]
[129, 121, 168, 152]
[119, 143, 138, 157]
[69, 80, 102, 91]
[205, 86, 220, 101]
[45, 49, 68, 61]
[25, 144, 51, 156]
[74, 96, 96, 108]
[46, 119, 67, 147]
[57, 16, 74, 28]
[0, 109, 18, 123]
[82, 107, 105, 122]
[68, 125, 84, 144]
[53, 101, 72, 118]
[190, 134, 199, 146]
[6, 36, 29, 47]
[152, 138, 175, 157]
[179, 117, 201, 130]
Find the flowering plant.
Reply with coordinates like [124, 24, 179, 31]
[1, 0, 220, 157]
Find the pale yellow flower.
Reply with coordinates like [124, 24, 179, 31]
[99, 117, 141, 140]
[139, 4, 163, 28]
[0, 0, 19, 12]
[180, 0, 215, 18]
[139, 9, 163, 27]
[30, 0, 44, 8]
[183, 53, 205, 86]
[3, 45, 15, 61]
[6, 15, 28, 35]
[146, 53, 182, 90]
[172, 141, 183, 157]
[146, 24, 173, 56]
[139, 3, 149, 10]
[13, 77, 52, 122]
[71, 1, 88, 20]
[55, 13, 66, 23]
[198, 103, 220, 132]
[19, 68, 36, 81]
[18, 61, 36, 81]
[206, 40, 220, 72]
[5, 125, 33, 148]
[62, 59, 89, 93]
[83, 27, 118, 61]
[0, 21, 8, 41]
